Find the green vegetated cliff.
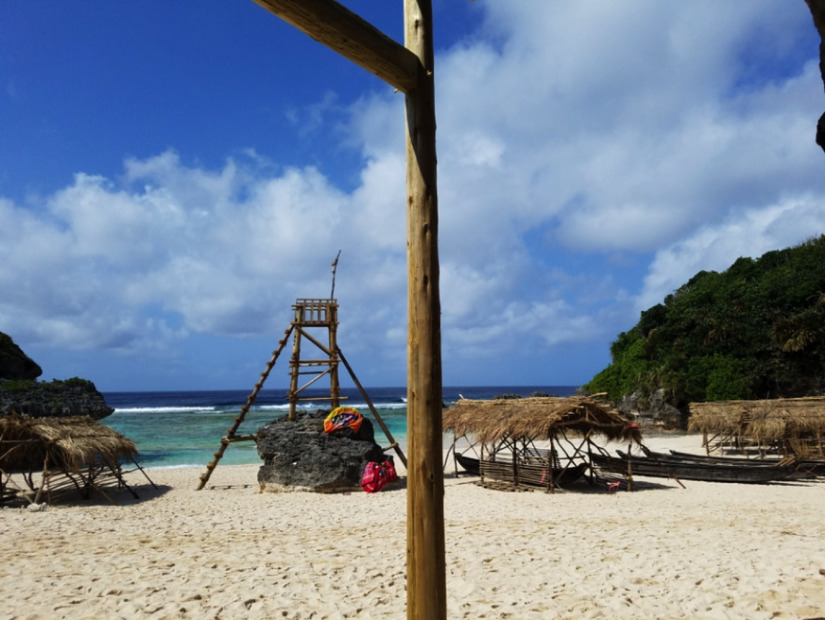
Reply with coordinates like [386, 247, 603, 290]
[584, 235, 825, 409]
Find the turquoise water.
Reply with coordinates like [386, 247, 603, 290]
[103, 386, 577, 469]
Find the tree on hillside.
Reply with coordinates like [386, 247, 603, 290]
[584, 235, 825, 407]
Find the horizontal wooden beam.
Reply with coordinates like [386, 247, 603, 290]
[251, 0, 421, 93]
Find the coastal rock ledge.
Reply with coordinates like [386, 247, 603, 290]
[0, 378, 114, 420]
[257, 411, 389, 493]
[616, 388, 684, 429]
[0, 332, 113, 420]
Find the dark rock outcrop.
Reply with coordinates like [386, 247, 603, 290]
[0, 378, 114, 420]
[257, 411, 390, 493]
[0, 332, 113, 420]
[806, 0, 825, 152]
[0, 333, 42, 381]
[617, 389, 684, 430]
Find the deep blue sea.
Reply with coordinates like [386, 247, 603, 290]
[103, 385, 578, 469]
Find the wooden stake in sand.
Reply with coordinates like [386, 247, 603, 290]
[248, 3, 445, 618]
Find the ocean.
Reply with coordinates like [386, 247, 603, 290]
[103, 385, 578, 469]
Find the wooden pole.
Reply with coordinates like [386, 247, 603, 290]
[327, 302, 340, 410]
[336, 346, 408, 468]
[404, 1, 445, 618]
[197, 324, 294, 490]
[251, 0, 419, 93]
[287, 308, 302, 421]
[248, 2, 445, 616]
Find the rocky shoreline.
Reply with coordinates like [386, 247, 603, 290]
[0, 332, 112, 420]
[0, 378, 113, 420]
[616, 388, 685, 430]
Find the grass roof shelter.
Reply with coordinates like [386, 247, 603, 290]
[689, 397, 825, 460]
[0, 412, 153, 505]
[443, 396, 643, 492]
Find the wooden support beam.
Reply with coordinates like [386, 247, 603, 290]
[251, 0, 421, 93]
[249, 1, 446, 616]
[404, 1, 446, 618]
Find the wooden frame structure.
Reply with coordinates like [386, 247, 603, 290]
[0, 413, 154, 506]
[444, 397, 643, 492]
[287, 298, 341, 420]
[249, 3, 444, 616]
[689, 397, 825, 459]
[198, 297, 407, 489]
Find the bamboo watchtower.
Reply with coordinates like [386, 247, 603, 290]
[286, 298, 341, 421]
[197, 296, 406, 490]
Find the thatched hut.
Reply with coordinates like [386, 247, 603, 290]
[0, 412, 143, 505]
[688, 397, 825, 459]
[443, 396, 642, 491]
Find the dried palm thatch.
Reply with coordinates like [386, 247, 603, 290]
[689, 397, 825, 458]
[443, 396, 642, 445]
[0, 412, 142, 505]
[444, 397, 642, 492]
[0, 412, 137, 473]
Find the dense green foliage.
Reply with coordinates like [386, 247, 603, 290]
[584, 235, 825, 406]
[0, 377, 95, 393]
[0, 379, 36, 393]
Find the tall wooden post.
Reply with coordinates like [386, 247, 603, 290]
[404, 2, 445, 619]
[287, 305, 302, 421]
[248, 2, 445, 617]
[327, 301, 340, 408]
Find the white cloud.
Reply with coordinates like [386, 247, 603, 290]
[0, 149, 416, 360]
[430, 0, 823, 256]
[350, 152, 406, 250]
[636, 194, 825, 311]
[2, 1, 823, 386]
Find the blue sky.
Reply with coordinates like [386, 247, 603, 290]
[1, 2, 823, 392]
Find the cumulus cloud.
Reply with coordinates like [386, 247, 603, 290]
[432, 1, 822, 254]
[430, 0, 824, 337]
[1, 1, 823, 386]
[636, 194, 825, 311]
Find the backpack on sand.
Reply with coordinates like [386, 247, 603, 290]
[361, 460, 398, 493]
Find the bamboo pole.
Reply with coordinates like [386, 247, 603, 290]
[327, 303, 340, 410]
[336, 346, 407, 468]
[288, 310, 302, 421]
[404, 1, 445, 617]
[33, 453, 49, 505]
[197, 324, 294, 490]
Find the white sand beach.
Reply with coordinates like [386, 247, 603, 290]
[2, 434, 824, 620]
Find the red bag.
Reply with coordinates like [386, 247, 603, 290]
[361, 460, 398, 493]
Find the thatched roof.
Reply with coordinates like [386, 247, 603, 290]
[688, 397, 825, 442]
[0, 413, 137, 473]
[443, 396, 642, 445]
